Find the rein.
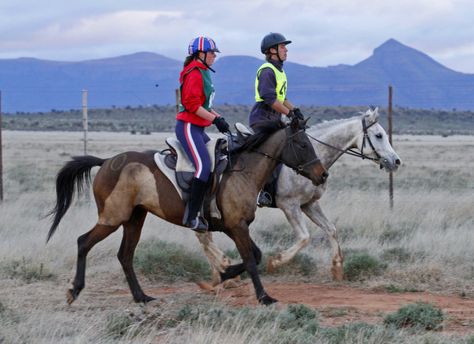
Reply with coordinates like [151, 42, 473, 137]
[306, 117, 380, 162]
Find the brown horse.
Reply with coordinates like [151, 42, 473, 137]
[47, 118, 328, 305]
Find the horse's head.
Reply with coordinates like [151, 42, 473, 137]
[358, 108, 402, 172]
[281, 117, 328, 185]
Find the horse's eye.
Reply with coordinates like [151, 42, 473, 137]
[375, 133, 383, 139]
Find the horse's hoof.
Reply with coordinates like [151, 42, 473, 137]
[66, 289, 77, 305]
[196, 281, 215, 292]
[222, 276, 241, 289]
[136, 295, 156, 304]
[258, 293, 278, 305]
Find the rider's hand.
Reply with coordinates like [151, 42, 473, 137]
[292, 108, 305, 120]
[213, 116, 230, 133]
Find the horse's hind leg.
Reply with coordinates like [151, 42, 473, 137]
[67, 223, 120, 304]
[117, 207, 153, 303]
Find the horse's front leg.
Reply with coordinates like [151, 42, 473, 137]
[227, 223, 277, 305]
[302, 201, 344, 281]
[267, 201, 311, 272]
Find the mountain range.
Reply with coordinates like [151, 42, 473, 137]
[1, 39, 474, 112]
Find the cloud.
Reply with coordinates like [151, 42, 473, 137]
[0, 0, 473, 72]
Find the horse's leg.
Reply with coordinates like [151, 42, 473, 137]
[195, 232, 232, 285]
[117, 206, 154, 303]
[219, 237, 262, 282]
[302, 201, 344, 280]
[67, 223, 120, 304]
[226, 226, 275, 305]
[267, 201, 311, 272]
[194, 232, 244, 288]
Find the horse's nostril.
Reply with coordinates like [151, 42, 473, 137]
[323, 171, 329, 178]
[395, 159, 401, 165]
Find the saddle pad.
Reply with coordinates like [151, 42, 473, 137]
[154, 138, 223, 199]
[154, 152, 184, 199]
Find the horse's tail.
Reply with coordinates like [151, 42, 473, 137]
[47, 155, 106, 242]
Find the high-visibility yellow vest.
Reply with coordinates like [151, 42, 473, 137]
[255, 62, 287, 103]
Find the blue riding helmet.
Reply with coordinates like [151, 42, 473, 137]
[188, 37, 220, 55]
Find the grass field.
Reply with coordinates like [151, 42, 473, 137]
[0, 130, 473, 343]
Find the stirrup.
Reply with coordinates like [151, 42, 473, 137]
[257, 191, 272, 208]
[185, 216, 208, 233]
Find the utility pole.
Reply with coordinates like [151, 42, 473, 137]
[82, 89, 88, 155]
[388, 85, 393, 209]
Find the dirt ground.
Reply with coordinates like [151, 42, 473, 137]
[138, 281, 474, 334]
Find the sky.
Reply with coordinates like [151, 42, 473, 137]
[1, 0, 474, 73]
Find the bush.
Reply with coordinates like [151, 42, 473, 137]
[105, 312, 134, 339]
[0, 257, 56, 283]
[384, 302, 444, 330]
[278, 304, 319, 335]
[381, 247, 412, 263]
[134, 240, 211, 282]
[320, 322, 380, 344]
[343, 252, 386, 281]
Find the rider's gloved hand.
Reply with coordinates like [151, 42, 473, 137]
[292, 108, 305, 120]
[213, 116, 230, 133]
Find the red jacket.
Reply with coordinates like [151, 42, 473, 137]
[176, 60, 213, 127]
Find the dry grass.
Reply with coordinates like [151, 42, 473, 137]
[0, 130, 473, 342]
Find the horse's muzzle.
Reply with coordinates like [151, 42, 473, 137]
[310, 165, 329, 186]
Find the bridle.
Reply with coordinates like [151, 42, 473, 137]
[254, 126, 321, 175]
[306, 116, 381, 163]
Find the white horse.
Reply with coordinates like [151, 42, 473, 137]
[195, 108, 401, 285]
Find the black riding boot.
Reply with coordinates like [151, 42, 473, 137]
[182, 178, 209, 232]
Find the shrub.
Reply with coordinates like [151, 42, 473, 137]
[105, 312, 134, 339]
[343, 252, 386, 281]
[0, 257, 55, 283]
[384, 302, 444, 330]
[320, 322, 380, 344]
[381, 247, 412, 263]
[134, 240, 211, 282]
[278, 304, 319, 335]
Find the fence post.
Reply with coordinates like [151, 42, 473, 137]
[82, 89, 88, 155]
[175, 88, 180, 113]
[0, 90, 3, 202]
[388, 85, 393, 209]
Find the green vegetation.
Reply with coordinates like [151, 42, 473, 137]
[134, 239, 211, 282]
[3, 104, 474, 135]
[0, 257, 55, 283]
[343, 252, 387, 281]
[384, 302, 444, 330]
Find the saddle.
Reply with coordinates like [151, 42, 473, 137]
[154, 137, 228, 219]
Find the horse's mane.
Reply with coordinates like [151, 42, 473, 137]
[311, 117, 354, 130]
[232, 121, 285, 155]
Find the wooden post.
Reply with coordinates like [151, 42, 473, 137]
[0, 90, 3, 202]
[388, 85, 393, 209]
[175, 88, 181, 113]
[82, 89, 88, 155]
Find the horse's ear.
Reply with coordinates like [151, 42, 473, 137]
[371, 107, 380, 122]
[303, 117, 310, 128]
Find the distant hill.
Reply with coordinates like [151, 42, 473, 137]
[1, 39, 474, 112]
